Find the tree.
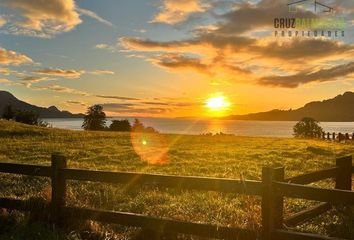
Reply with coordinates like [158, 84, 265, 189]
[82, 105, 106, 131]
[293, 117, 323, 138]
[131, 119, 145, 132]
[131, 119, 158, 133]
[14, 110, 40, 125]
[109, 119, 131, 131]
[2, 105, 15, 120]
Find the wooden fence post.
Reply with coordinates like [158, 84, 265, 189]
[262, 167, 284, 240]
[51, 153, 67, 227]
[345, 133, 349, 140]
[335, 156, 352, 190]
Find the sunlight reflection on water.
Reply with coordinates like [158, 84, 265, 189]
[44, 118, 354, 137]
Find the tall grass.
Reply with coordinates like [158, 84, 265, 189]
[0, 120, 353, 239]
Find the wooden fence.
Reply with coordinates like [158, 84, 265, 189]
[0, 154, 353, 240]
[319, 132, 354, 141]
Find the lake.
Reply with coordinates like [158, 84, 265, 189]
[43, 118, 354, 137]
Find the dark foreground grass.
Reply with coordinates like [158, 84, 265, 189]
[0, 120, 353, 239]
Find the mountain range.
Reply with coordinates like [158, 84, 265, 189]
[0, 90, 84, 118]
[1, 90, 354, 121]
[225, 91, 354, 122]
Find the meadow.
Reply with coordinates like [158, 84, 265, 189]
[0, 120, 353, 239]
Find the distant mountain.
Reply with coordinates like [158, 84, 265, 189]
[0, 91, 84, 118]
[226, 92, 354, 122]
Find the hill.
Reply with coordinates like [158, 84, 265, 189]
[0, 91, 84, 118]
[226, 92, 354, 121]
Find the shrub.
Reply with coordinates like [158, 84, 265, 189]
[14, 110, 40, 125]
[2, 105, 15, 120]
[293, 117, 323, 138]
[131, 119, 158, 133]
[109, 120, 131, 131]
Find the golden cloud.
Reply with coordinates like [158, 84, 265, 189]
[2, 0, 81, 37]
[0, 78, 11, 84]
[33, 84, 89, 96]
[152, 0, 209, 24]
[0, 48, 33, 65]
[35, 68, 83, 78]
[259, 61, 354, 88]
[1, 0, 112, 37]
[0, 16, 6, 27]
[21, 76, 52, 87]
[89, 70, 115, 75]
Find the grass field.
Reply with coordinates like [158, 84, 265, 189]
[0, 120, 353, 239]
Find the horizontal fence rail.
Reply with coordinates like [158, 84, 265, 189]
[284, 203, 331, 227]
[285, 167, 338, 184]
[275, 182, 354, 205]
[0, 162, 51, 177]
[62, 168, 262, 195]
[0, 154, 352, 240]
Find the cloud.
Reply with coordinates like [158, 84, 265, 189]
[259, 62, 354, 88]
[94, 43, 119, 52]
[101, 103, 171, 115]
[152, 0, 209, 24]
[65, 100, 87, 106]
[253, 39, 354, 61]
[95, 44, 110, 49]
[35, 68, 82, 78]
[118, 0, 354, 88]
[149, 53, 211, 74]
[21, 76, 52, 87]
[96, 95, 140, 101]
[88, 70, 115, 75]
[0, 78, 11, 84]
[33, 84, 89, 96]
[141, 100, 198, 107]
[76, 7, 113, 26]
[215, 0, 316, 35]
[0, 16, 6, 27]
[0, 68, 11, 75]
[1, 0, 82, 37]
[0, 48, 33, 65]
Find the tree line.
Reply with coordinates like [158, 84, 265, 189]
[1, 104, 157, 133]
[1, 105, 48, 127]
[82, 105, 157, 132]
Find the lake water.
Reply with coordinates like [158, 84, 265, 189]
[43, 118, 354, 137]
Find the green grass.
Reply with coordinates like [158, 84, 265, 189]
[0, 120, 353, 239]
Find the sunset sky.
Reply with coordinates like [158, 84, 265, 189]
[0, 0, 354, 117]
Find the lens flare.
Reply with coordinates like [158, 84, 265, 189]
[131, 131, 169, 165]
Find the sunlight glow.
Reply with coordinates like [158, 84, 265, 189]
[205, 95, 231, 116]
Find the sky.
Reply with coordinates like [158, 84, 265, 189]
[0, 0, 354, 117]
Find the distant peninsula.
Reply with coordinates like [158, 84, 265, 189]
[226, 92, 354, 122]
[0, 91, 84, 118]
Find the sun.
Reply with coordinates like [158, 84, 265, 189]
[205, 95, 231, 116]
